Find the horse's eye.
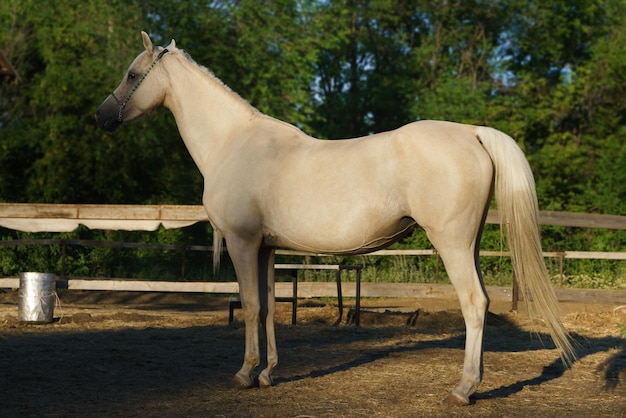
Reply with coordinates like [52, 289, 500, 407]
[128, 72, 137, 81]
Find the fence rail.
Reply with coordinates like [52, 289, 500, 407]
[0, 277, 624, 305]
[0, 238, 625, 284]
[0, 239, 624, 304]
[1, 203, 625, 231]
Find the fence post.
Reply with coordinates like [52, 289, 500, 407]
[512, 272, 519, 311]
[61, 239, 67, 279]
[434, 251, 440, 284]
[305, 255, 311, 281]
[181, 246, 187, 281]
[559, 252, 564, 287]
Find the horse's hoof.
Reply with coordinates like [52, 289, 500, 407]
[230, 373, 254, 389]
[258, 373, 274, 388]
[443, 392, 470, 406]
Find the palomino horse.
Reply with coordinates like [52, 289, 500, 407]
[96, 32, 574, 405]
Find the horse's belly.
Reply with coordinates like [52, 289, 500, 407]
[263, 216, 416, 255]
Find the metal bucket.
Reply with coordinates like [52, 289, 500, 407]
[18, 272, 57, 323]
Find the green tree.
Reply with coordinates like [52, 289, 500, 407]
[1, 0, 148, 203]
[0, 1, 623, 282]
[381, 0, 509, 127]
[311, 0, 425, 138]
[144, 0, 330, 132]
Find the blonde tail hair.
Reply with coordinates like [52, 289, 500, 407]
[476, 126, 576, 366]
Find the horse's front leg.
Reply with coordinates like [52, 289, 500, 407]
[258, 246, 277, 387]
[227, 237, 262, 389]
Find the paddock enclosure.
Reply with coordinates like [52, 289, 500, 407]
[0, 290, 624, 417]
[6, 26, 626, 413]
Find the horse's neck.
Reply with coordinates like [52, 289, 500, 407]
[163, 55, 259, 175]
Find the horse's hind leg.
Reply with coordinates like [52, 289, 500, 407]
[427, 229, 489, 406]
[258, 246, 278, 387]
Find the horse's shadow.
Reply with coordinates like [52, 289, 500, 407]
[272, 310, 625, 402]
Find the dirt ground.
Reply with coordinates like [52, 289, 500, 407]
[0, 289, 624, 417]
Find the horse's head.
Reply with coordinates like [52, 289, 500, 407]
[95, 31, 174, 132]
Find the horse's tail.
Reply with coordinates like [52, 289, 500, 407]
[213, 229, 224, 273]
[475, 126, 576, 366]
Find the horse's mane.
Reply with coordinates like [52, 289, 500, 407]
[167, 46, 306, 136]
[174, 48, 261, 116]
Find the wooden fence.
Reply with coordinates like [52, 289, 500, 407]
[1, 203, 625, 230]
[0, 204, 624, 306]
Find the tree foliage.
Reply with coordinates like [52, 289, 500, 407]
[0, 0, 624, 279]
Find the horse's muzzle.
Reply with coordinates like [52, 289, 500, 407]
[95, 98, 122, 133]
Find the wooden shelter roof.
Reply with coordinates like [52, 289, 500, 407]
[0, 50, 19, 83]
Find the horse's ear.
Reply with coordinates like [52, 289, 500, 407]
[141, 31, 153, 55]
[166, 39, 176, 50]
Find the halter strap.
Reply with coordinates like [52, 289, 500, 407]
[112, 48, 169, 123]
